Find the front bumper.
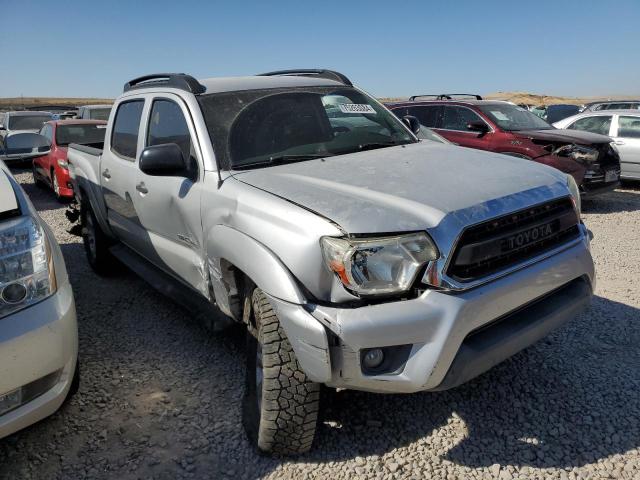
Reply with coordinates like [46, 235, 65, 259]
[269, 228, 594, 393]
[0, 280, 78, 439]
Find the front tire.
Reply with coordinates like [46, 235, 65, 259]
[242, 288, 321, 455]
[32, 164, 46, 189]
[81, 202, 114, 275]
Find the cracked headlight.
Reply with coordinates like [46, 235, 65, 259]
[566, 174, 581, 217]
[0, 217, 56, 319]
[320, 233, 438, 296]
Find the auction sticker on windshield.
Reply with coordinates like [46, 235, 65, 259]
[339, 104, 376, 114]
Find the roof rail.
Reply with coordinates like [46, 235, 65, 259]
[257, 69, 353, 87]
[123, 73, 206, 94]
[410, 94, 483, 101]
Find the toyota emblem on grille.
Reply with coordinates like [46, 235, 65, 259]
[501, 223, 554, 252]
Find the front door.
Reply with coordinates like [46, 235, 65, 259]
[131, 95, 204, 293]
[100, 99, 146, 247]
[435, 105, 493, 150]
[613, 115, 640, 180]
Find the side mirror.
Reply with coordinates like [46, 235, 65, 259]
[467, 121, 490, 134]
[0, 133, 51, 160]
[139, 143, 190, 178]
[402, 115, 421, 135]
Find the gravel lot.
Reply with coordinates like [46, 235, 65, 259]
[1, 168, 639, 480]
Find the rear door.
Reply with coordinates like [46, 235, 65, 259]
[131, 94, 205, 292]
[613, 115, 640, 179]
[100, 98, 146, 247]
[435, 105, 493, 150]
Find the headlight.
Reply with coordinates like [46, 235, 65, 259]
[553, 144, 599, 164]
[0, 217, 56, 319]
[320, 232, 438, 296]
[566, 174, 581, 217]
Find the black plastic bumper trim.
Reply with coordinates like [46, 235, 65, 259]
[432, 276, 592, 391]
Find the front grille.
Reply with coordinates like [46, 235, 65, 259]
[447, 198, 580, 282]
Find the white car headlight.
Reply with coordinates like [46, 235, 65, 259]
[0, 217, 56, 319]
[566, 174, 581, 217]
[321, 232, 438, 296]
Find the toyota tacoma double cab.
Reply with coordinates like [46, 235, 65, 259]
[387, 95, 621, 196]
[47, 71, 593, 454]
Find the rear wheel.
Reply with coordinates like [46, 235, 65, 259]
[81, 202, 114, 275]
[242, 288, 321, 455]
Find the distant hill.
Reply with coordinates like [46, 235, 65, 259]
[2, 92, 638, 112]
[0, 97, 114, 111]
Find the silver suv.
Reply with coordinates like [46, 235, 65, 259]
[58, 70, 594, 455]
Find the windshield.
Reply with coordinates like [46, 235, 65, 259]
[89, 108, 112, 120]
[418, 126, 450, 144]
[56, 124, 107, 146]
[198, 86, 416, 169]
[478, 104, 553, 131]
[8, 114, 52, 131]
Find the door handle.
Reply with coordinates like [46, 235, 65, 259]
[102, 169, 111, 179]
[136, 182, 148, 194]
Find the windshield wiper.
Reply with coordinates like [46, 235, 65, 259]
[357, 141, 399, 151]
[234, 154, 332, 170]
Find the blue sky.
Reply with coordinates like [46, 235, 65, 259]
[1, 0, 639, 99]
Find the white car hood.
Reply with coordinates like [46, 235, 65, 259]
[233, 142, 567, 233]
[0, 168, 19, 214]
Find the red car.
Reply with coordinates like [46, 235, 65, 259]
[33, 120, 107, 200]
[387, 95, 621, 196]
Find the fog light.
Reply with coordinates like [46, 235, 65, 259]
[2, 283, 28, 304]
[363, 348, 385, 369]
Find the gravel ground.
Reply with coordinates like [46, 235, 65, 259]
[1, 168, 639, 480]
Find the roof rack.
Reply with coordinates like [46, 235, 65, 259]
[410, 94, 483, 101]
[123, 73, 206, 94]
[257, 69, 353, 87]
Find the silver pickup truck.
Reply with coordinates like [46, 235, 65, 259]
[58, 71, 593, 455]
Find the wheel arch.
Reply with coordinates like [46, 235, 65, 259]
[205, 226, 306, 320]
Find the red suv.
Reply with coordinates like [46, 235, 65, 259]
[33, 120, 107, 200]
[387, 95, 621, 196]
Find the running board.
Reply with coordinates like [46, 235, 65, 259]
[109, 244, 235, 332]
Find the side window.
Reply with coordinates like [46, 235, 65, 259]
[568, 116, 612, 135]
[111, 100, 144, 160]
[406, 106, 441, 128]
[618, 116, 640, 138]
[441, 106, 485, 132]
[40, 124, 53, 142]
[147, 99, 192, 161]
[390, 107, 407, 118]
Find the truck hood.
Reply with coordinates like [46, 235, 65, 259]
[513, 129, 611, 145]
[233, 142, 566, 233]
[7, 129, 41, 135]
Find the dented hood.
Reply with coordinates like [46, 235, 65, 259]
[514, 129, 611, 145]
[233, 142, 565, 233]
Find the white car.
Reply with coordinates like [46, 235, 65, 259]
[554, 110, 640, 180]
[0, 151, 78, 439]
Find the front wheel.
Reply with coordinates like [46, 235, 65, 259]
[242, 288, 321, 455]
